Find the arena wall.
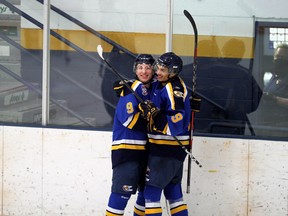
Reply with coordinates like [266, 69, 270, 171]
[0, 125, 287, 215]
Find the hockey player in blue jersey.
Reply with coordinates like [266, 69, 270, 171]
[106, 54, 155, 216]
[138, 52, 191, 216]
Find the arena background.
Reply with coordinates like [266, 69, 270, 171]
[0, 0, 288, 215]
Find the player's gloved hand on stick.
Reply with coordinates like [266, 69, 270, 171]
[113, 80, 127, 97]
[189, 95, 201, 112]
[138, 100, 160, 121]
[113, 79, 133, 97]
[138, 100, 160, 131]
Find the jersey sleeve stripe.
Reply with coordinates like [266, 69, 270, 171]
[123, 115, 133, 127]
[179, 77, 188, 99]
[166, 83, 175, 110]
[127, 112, 141, 129]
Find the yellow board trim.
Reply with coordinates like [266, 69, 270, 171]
[173, 34, 254, 58]
[21, 29, 165, 54]
[21, 28, 253, 58]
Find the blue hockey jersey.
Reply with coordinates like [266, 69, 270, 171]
[148, 76, 191, 162]
[111, 80, 151, 168]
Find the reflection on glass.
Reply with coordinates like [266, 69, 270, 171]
[0, 0, 44, 125]
[249, 24, 288, 139]
[178, 36, 262, 136]
[259, 43, 288, 137]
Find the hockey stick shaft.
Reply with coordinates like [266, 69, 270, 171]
[97, 45, 202, 167]
[183, 9, 200, 193]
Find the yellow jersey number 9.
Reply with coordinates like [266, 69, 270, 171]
[126, 102, 134, 114]
[171, 113, 183, 123]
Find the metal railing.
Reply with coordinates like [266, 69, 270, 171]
[0, 0, 136, 126]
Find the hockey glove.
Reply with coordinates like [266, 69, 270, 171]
[190, 95, 201, 112]
[113, 80, 134, 97]
[138, 100, 160, 132]
[113, 80, 125, 97]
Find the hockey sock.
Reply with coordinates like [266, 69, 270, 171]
[164, 183, 188, 216]
[106, 192, 131, 216]
[134, 191, 145, 216]
[144, 185, 162, 216]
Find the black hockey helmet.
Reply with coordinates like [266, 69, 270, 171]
[156, 52, 183, 76]
[133, 54, 155, 73]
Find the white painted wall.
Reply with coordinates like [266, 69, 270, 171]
[19, 0, 288, 38]
[1, 126, 287, 216]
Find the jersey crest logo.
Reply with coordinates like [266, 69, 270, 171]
[141, 85, 148, 96]
[122, 185, 133, 192]
[173, 90, 184, 98]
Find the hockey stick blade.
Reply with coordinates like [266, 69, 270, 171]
[184, 9, 198, 94]
[183, 10, 198, 44]
[96, 44, 144, 102]
[97, 44, 104, 60]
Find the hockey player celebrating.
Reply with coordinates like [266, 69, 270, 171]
[138, 52, 191, 216]
[106, 54, 155, 216]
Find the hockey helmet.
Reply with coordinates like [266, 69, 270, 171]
[156, 52, 183, 76]
[133, 54, 155, 73]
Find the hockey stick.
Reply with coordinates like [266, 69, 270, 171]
[97, 44, 202, 167]
[183, 9, 200, 194]
[97, 45, 143, 102]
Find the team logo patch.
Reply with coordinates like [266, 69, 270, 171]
[173, 90, 184, 98]
[122, 185, 133, 192]
[141, 85, 148, 96]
